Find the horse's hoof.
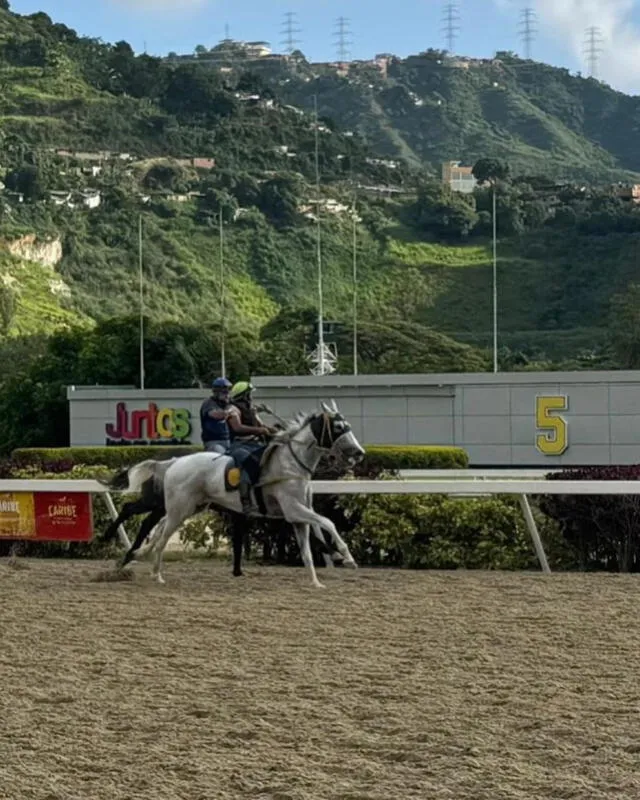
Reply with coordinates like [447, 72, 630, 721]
[232, 570, 243, 577]
[313, 582, 326, 589]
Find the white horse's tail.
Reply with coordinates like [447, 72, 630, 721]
[116, 457, 178, 495]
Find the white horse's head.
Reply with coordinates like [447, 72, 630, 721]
[308, 399, 365, 466]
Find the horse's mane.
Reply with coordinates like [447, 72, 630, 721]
[271, 410, 315, 444]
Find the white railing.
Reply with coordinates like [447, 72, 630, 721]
[398, 469, 562, 479]
[3, 473, 639, 576]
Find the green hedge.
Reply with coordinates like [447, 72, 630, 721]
[358, 445, 468, 473]
[11, 446, 201, 468]
[12, 444, 469, 471]
[338, 491, 570, 570]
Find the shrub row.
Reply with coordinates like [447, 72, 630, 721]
[542, 465, 640, 573]
[12, 452, 636, 573]
[11, 446, 200, 469]
[11, 444, 469, 472]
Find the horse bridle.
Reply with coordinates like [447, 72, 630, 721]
[286, 412, 347, 475]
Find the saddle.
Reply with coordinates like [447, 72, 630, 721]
[223, 440, 267, 492]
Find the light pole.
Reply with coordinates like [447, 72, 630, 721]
[313, 93, 326, 375]
[352, 194, 358, 375]
[219, 205, 226, 378]
[492, 182, 498, 373]
[138, 213, 145, 390]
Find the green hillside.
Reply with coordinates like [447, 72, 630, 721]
[0, 5, 639, 389]
[237, 49, 640, 183]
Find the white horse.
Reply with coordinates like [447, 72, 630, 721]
[124, 401, 366, 588]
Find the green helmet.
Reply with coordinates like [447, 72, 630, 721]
[230, 380, 254, 401]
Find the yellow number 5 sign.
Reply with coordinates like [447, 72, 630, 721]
[535, 395, 568, 455]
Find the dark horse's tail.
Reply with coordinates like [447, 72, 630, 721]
[106, 467, 133, 491]
[99, 459, 173, 495]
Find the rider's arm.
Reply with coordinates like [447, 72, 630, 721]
[208, 408, 230, 421]
[203, 398, 231, 421]
[227, 406, 269, 436]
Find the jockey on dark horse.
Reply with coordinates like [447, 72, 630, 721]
[228, 380, 277, 517]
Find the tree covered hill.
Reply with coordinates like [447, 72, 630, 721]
[215, 47, 640, 184]
[1, 4, 640, 386]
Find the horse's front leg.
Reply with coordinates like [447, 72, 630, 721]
[292, 522, 324, 589]
[296, 502, 357, 570]
[280, 498, 357, 581]
[303, 486, 348, 567]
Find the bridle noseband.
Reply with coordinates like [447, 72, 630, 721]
[286, 412, 350, 475]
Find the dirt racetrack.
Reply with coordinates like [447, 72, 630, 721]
[2, 558, 640, 800]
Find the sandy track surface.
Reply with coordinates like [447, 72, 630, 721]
[1, 558, 640, 799]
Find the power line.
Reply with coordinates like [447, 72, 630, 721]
[441, 2, 461, 55]
[333, 16, 352, 64]
[583, 25, 603, 78]
[281, 11, 302, 55]
[518, 7, 537, 60]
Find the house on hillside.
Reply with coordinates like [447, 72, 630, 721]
[298, 198, 361, 221]
[81, 190, 101, 210]
[613, 184, 640, 203]
[165, 191, 204, 203]
[49, 190, 73, 207]
[366, 157, 399, 169]
[442, 161, 477, 194]
[244, 41, 271, 58]
[175, 157, 215, 169]
[48, 190, 101, 209]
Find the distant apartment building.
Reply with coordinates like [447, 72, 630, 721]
[442, 161, 477, 194]
[614, 184, 640, 203]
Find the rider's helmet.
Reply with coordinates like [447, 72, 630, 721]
[211, 377, 232, 397]
[230, 380, 254, 402]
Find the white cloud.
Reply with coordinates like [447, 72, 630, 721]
[497, 0, 640, 93]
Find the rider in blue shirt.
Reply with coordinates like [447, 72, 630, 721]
[200, 377, 234, 453]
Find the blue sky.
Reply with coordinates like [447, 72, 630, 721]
[9, 0, 640, 94]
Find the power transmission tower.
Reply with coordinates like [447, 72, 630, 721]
[334, 16, 352, 64]
[281, 11, 302, 55]
[518, 7, 537, 60]
[441, 2, 460, 54]
[583, 26, 603, 77]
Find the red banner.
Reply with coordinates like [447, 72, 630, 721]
[33, 492, 94, 542]
[0, 492, 94, 542]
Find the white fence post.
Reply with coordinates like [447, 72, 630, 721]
[518, 494, 551, 573]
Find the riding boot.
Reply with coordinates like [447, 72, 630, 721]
[239, 481, 260, 518]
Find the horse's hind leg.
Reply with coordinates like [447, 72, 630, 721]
[121, 507, 164, 567]
[104, 499, 146, 543]
[310, 524, 335, 569]
[230, 513, 245, 577]
[150, 502, 197, 584]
